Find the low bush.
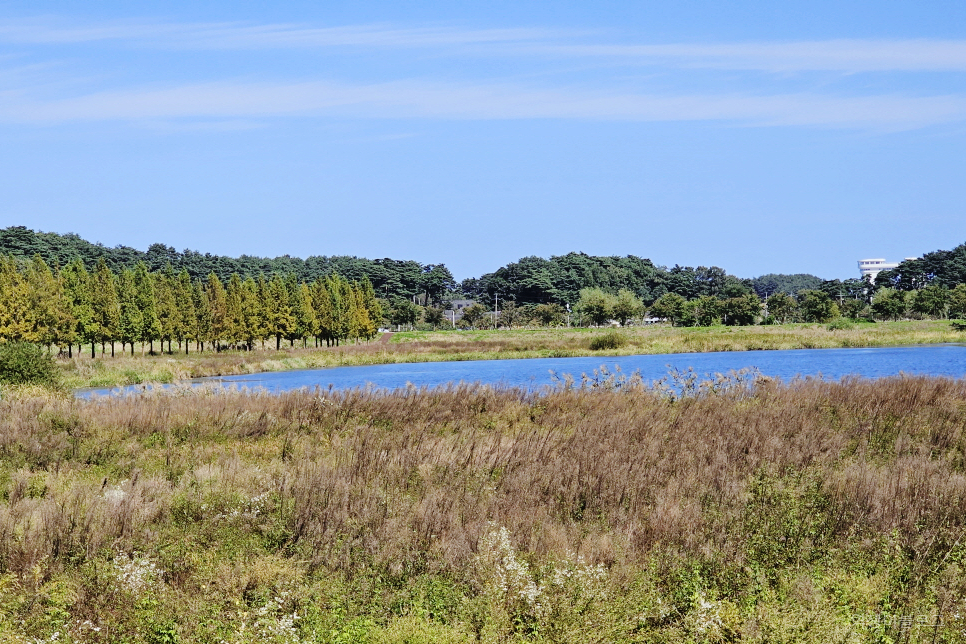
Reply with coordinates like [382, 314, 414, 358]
[0, 341, 57, 386]
[588, 331, 628, 350]
[826, 317, 855, 331]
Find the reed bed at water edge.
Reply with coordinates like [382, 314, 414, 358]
[1, 374, 966, 642]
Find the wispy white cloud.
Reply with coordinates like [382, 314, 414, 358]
[4, 18, 966, 73]
[1, 78, 963, 130]
[136, 118, 266, 133]
[2, 17, 965, 132]
[0, 19, 558, 49]
[542, 40, 966, 73]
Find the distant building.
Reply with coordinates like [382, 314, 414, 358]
[858, 257, 917, 281]
[443, 299, 476, 323]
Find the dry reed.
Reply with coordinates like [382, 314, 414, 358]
[2, 375, 966, 641]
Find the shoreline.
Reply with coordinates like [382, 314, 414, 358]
[73, 341, 966, 399]
[57, 320, 966, 390]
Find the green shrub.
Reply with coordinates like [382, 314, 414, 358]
[0, 341, 57, 386]
[826, 317, 855, 331]
[588, 331, 628, 351]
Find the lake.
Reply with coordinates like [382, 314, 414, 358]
[77, 343, 966, 398]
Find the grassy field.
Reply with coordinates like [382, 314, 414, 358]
[59, 320, 965, 390]
[1, 375, 965, 642]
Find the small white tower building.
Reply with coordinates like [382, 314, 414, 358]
[857, 258, 900, 281]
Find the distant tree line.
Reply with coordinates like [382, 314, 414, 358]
[637, 285, 966, 327]
[456, 247, 966, 326]
[460, 252, 762, 307]
[875, 242, 966, 291]
[6, 226, 966, 338]
[0, 255, 384, 356]
[0, 226, 455, 306]
[2, 227, 838, 310]
[460, 254, 879, 327]
[749, 273, 825, 298]
[441, 282, 966, 330]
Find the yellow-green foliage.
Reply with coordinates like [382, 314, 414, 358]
[0, 254, 382, 360]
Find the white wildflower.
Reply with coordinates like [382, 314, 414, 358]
[690, 592, 724, 635]
[112, 551, 162, 594]
[232, 594, 302, 644]
[477, 524, 541, 608]
[476, 524, 609, 625]
[214, 492, 271, 522]
[103, 480, 128, 503]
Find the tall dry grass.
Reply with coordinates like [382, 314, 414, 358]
[2, 376, 966, 641]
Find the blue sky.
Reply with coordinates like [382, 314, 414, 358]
[2, 1, 965, 281]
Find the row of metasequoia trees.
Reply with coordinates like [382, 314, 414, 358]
[0, 255, 383, 356]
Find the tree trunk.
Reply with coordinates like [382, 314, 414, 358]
[111, 342, 115, 357]
[91, 342, 95, 359]
[276, 335, 281, 350]
[68, 344, 72, 358]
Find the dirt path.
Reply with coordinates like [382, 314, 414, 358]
[378, 333, 394, 343]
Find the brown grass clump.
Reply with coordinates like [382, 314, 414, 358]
[2, 376, 966, 641]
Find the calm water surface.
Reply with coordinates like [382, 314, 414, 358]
[77, 344, 966, 398]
